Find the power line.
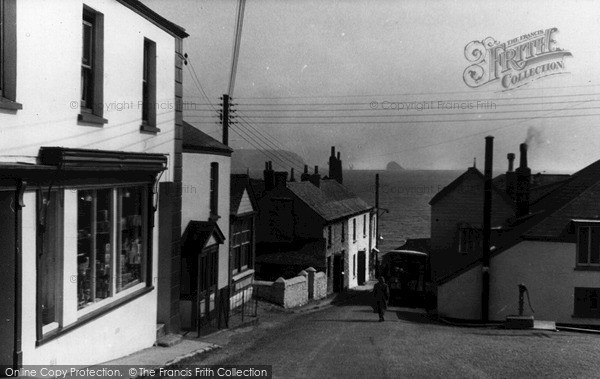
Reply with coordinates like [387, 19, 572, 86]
[230, 83, 600, 100]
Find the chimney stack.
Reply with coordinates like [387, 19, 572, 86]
[505, 153, 517, 199]
[329, 146, 343, 184]
[264, 161, 275, 191]
[273, 171, 288, 189]
[301, 164, 310, 182]
[290, 167, 295, 182]
[515, 143, 531, 217]
[309, 165, 321, 187]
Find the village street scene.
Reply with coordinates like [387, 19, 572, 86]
[2, 0, 600, 378]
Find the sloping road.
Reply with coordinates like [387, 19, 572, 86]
[191, 290, 600, 378]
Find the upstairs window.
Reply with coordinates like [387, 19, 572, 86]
[141, 38, 157, 132]
[577, 226, 600, 266]
[363, 214, 367, 237]
[80, 6, 105, 124]
[353, 218, 356, 242]
[232, 218, 253, 274]
[341, 221, 345, 242]
[210, 162, 219, 218]
[0, 0, 20, 109]
[458, 227, 481, 254]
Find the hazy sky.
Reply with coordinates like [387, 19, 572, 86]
[143, 0, 600, 173]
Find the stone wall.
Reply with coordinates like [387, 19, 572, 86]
[254, 267, 327, 308]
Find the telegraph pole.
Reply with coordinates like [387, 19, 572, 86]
[221, 94, 230, 146]
[482, 136, 494, 322]
[375, 173, 380, 276]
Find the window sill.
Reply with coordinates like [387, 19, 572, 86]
[78, 112, 108, 125]
[232, 269, 255, 283]
[0, 97, 23, 110]
[574, 266, 600, 271]
[140, 123, 161, 134]
[36, 285, 153, 347]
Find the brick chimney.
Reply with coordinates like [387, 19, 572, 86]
[505, 153, 517, 200]
[328, 146, 343, 184]
[263, 161, 275, 191]
[515, 143, 531, 217]
[309, 165, 321, 188]
[301, 164, 311, 182]
[273, 171, 288, 189]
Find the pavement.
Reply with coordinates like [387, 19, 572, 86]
[100, 282, 375, 377]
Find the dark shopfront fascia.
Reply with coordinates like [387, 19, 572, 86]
[0, 147, 167, 369]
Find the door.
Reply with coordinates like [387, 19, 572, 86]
[333, 254, 344, 292]
[0, 191, 16, 367]
[357, 250, 366, 285]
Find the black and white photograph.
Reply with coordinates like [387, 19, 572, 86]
[2, 0, 600, 378]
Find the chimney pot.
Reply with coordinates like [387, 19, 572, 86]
[337, 152, 340, 160]
[304, 165, 308, 174]
[507, 153, 515, 172]
[290, 168, 295, 182]
[314, 165, 319, 174]
[331, 146, 335, 157]
[519, 143, 528, 169]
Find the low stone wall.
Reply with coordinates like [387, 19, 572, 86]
[254, 267, 326, 308]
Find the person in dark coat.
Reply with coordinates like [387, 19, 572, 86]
[373, 276, 390, 321]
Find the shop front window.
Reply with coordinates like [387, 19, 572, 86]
[117, 187, 147, 291]
[77, 189, 112, 309]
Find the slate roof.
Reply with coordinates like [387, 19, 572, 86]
[523, 160, 600, 239]
[437, 158, 600, 284]
[429, 167, 515, 207]
[182, 121, 233, 156]
[230, 174, 258, 216]
[286, 179, 373, 222]
[493, 172, 570, 203]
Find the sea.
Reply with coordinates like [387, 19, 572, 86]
[343, 170, 464, 253]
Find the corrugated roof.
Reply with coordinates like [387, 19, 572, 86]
[182, 121, 233, 155]
[286, 179, 372, 222]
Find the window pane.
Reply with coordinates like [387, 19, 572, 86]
[82, 21, 92, 67]
[77, 189, 112, 310]
[118, 187, 146, 291]
[41, 192, 62, 326]
[95, 189, 112, 300]
[78, 190, 93, 309]
[578, 227, 590, 264]
[591, 227, 600, 264]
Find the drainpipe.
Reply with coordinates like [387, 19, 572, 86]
[482, 136, 493, 322]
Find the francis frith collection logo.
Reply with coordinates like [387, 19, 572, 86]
[463, 28, 572, 90]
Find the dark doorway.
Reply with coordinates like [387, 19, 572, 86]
[333, 254, 344, 292]
[0, 191, 16, 367]
[357, 250, 366, 285]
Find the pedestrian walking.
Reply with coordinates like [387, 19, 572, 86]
[373, 276, 390, 322]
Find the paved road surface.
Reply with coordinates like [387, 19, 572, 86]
[191, 289, 600, 378]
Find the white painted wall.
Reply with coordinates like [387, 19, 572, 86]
[438, 240, 600, 325]
[491, 240, 600, 325]
[21, 189, 159, 366]
[323, 212, 372, 289]
[3, 0, 176, 176]
[182, 153, 231, 289]
[438, 264, 482, 320]
[3, 0, 182, 366]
